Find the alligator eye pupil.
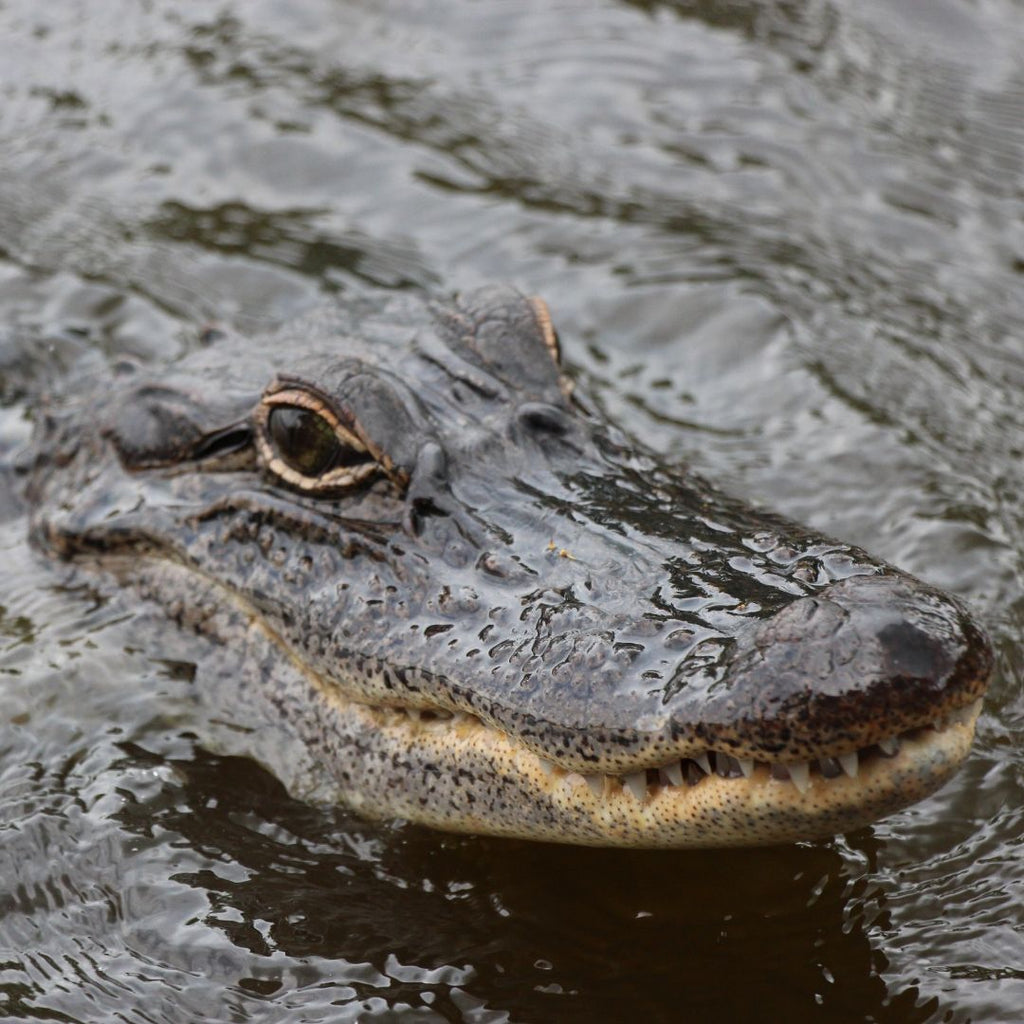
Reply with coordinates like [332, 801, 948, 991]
[267, 406, 356, 477]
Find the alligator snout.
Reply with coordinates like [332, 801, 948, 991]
[699, 573, 993, 761]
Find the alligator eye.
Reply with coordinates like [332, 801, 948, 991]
[256, 389, 379, 493]
[267, 406, 365, 477]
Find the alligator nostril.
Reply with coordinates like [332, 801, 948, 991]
[516, 402, 570, 438]
[877, 620, 947, 681]
[705, 570, 993, 758]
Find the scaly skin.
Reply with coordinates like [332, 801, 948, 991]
[24, 287, 993, 846]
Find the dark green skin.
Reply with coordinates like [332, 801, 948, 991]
[23, 287, 993, 844]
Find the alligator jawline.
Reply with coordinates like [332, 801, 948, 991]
[318, 684, 983, 847]
[374, 696, 983, 800]
[108, 554, 985, 848]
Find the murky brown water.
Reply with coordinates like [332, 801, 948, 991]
[0, 1, 1021, 1021]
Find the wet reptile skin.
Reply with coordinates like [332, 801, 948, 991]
[24, 287, 993, 846]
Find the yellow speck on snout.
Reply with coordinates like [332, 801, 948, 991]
[546, 540, 576, 560]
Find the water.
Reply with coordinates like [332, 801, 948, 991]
[0, 1, 1021, 1020]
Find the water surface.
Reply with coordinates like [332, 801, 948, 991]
[0, 1, 1021, 1021]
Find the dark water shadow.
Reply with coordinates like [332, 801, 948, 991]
[103, 742, 950, 1023]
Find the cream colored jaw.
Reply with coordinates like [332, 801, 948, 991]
[324, 687, 983, 847]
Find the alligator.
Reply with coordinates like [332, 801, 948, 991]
[23, 286, 993, 847]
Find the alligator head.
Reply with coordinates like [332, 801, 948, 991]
[26, 287, 993, 846]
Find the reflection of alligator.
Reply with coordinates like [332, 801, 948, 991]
[24, 287, 992, 846]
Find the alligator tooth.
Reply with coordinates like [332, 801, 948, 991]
[584, 775, 605, 799]
[623, 771, 647, 802]
[786, 762, 811, 794]
[407, 708, 421, 722]
[694, 753, 712, 776]
[537, 758, 556, 777]
[738, 758, 755, 779]
[838, 752, 859, 778]
[662, 762, 685, 787]
[878, 736, 900, 756]
[952, 702, 979, 726]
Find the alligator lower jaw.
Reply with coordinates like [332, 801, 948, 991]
[318, 688, 983, 848]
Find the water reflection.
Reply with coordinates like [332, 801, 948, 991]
[102, 746, 910, 1021]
